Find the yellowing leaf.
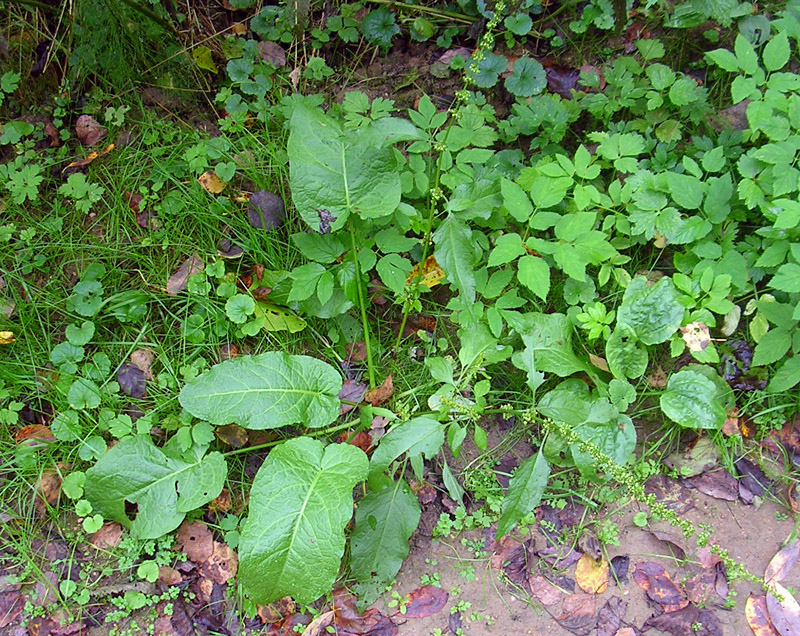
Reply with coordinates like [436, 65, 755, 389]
[193, 46, 218, 73]
[198, 170, 227, 194]
[680, 322, 710, 352]
[63, 143, 115, 171]
[575, 553, 609, 594]
[406, 255, 445, 289]
[254, 302, 307, 333]
[0, 331, 15, 344]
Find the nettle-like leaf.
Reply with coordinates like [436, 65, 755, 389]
[288, 103, 421, 231]
[369, 416, 444, 478]
[497, 448, 550, 538]
[350, 475, 420, 603]
[615, 276, 684, 345]
[238, 437, 368, 604]
[179, 352, 342, 430]
[660, 367, 727, 430]
[84, 436, 226, 539]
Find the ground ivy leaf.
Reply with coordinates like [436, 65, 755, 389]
[179, 352, 342, 430]
[68, 378, 102, 410]
[433, 213, 478, 304]
[65, 321, 95, 346]
[238, 438, 368, 604]
[350, 476, 421, 603]
[84, 436, 226, 539]
[517, 254, 550, 301]
[660, 369, 726, 430]
[497, 448, 550, 538]
[505, 57, 546, 98]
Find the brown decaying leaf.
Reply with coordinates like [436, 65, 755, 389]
[130, 349, 155, 380]
[685, 468, 739, 501]
[681, 322, 711, 352]
[216, 424, 248, 448]
[90, 521, 123, 549]
[406, 255, 444, 289]
[337, 429, 373, 453]
[529, 575, 563, 606]
[747, 594, 781, 636]
[632, 562, 689, 612]
[331, 588, 398, 635]
[339, 379, 367, 416]
[345, 340, 368, 363]
[364, 374, 393, 407]
[257, 40, 286, 67]
[167, 254, 204, 295]
[0, 588, 23, 628]
[199, 541, 238, 584]
[117, 363, 147, 398]
[643, 604, 722, 636]
[722, 406, 741, 435]
[589, 354, 610, 372]
[610, 555, 630, 584]
[766, 540, 800, 586]
[647, 366, 667, 388]
[63, 142, 116, 172]
[36, 469, 61, 509]
[491, 536, 532, 589]
[209, 488, 232, 513]
[683, 567, 717, 605]
[75, 114, 107, 146]
[258, 596, 296, 624]
[575, 554, 609, 594]
[159, 566, 183, 585]
[553, 593, 597, 636]
[301, 609, 336, 636]
[176, 521, 214, 562]
[614, 629, 636, 636]
[218, 239, 244, 259]
[248, 190, 286, 230]
[198, 170, 227, 194]
[595, 597, 627, 636]
[401, 585, 449, 619]
[767, 581, 800, 636]
[644, 475, 694, 514]
[15, 424, 55, 445]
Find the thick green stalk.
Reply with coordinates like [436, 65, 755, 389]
[349, 225, 377, 388]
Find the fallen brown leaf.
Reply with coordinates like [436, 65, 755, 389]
[595, 597, 627, 636]
[130, 349, 155, 380]
[199, 541, 238, 584]
[63, 143, 115, 171]
[643, 604, 722, 636]
[633, 562, 688, 612]
[301, 609, 335, 636]
[257, 596, 296, 624]
[647, 366, 667, 388]
[553, 593, 596, 636]
[257, 40, 286, 67]
[15, 424, 54, 445]
[681, 322, 711, 352]
[529, 574, 563, 606]
[767, 581, 800, 636]
[158, 566, 183, 585]
[747, 594, 780, 636]
[364, 375, 393, 407]
[345, 340, 367, 363]
[75, 114, 107, 146]
[766, 539, 800, 586]
[401, 585, 448, 619]
[176, 521, 214, 562]
[339, 379, 367, 415]
[215, 424, 248, 448]
[406, 255, 444, 289]
[166, 254, 204, 295]
[90, 521, 123, 549]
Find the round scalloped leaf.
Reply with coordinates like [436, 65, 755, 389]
[179, 352, 342, 430]
[505, 57, 546, 98]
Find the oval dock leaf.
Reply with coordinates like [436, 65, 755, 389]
[179, 352, 342, 430]
[84, 436, 226, 539]
[238, 438, 368, 604]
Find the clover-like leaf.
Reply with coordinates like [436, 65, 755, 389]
[239, 437, 368, 604]
[179, 352, 342, 430]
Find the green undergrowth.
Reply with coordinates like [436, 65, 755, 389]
[2, 0, 800, 625]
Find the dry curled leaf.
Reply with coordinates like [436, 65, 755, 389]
[633, 562, 689, 612]
[0, 331, 15, 344]
[130, 349, 155, 380]
[166, 254, 204, 295]
[199, 541, 238, 584]
[198, 170, 227, 194]
[364, 374, 393, 407]
[63, 143, 115, 171]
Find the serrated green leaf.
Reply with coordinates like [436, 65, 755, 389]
[84, 436, 226, 539]
[361, 8, 400, 47]
[734, 33, 759, 75]
[769, 263, 800, 293]
[606, 325, 648, 379]
[706, 47, 739, 72]
[68, 378, 101, 410]
[488, 233, 525, 267]
[763, 31, 790, 72]
[225, 294, 255, 324]
[505, 312, 586, 377]
[65, 321, 95, 346]
[369, 417, 444, 478]
[497, 448, 549, 538]
[517, 254, 550, 302]
[500, 178, 533, 223]
[239, 438, 368, 604]
[768, 355, 800, 392]
[660, 369, 726, 430]
[752, 328, 792, 367]
[350, 476, 420, 602]
[433, 214, 478, 304]
[179, 352, 342, 430]
[616, 277, 684, 345]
